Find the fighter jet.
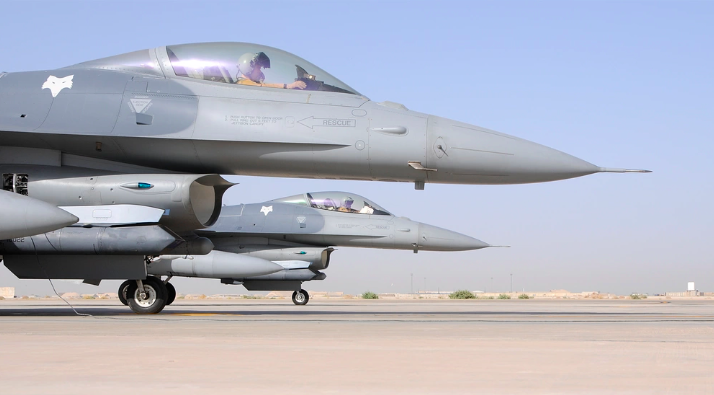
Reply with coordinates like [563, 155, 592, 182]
[0, 42, 647, 306]
[0, 42, 648, 189]
[109, 191, 487, 312]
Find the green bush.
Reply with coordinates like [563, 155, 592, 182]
[630, 294, 647, 299]
[477, 296, 494, 300]
[498, 294, 511, 299]
[518, 294, 530, 299]
[449, 290, 475, 299]
[362, 291, 379, 299]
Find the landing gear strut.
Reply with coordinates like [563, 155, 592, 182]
[125, 276, 168, 314]
[292, 289, 309, 306]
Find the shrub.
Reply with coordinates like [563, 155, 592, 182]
[518, 294, 530, 299]
[630, 294, 647, 299]
[449, 290, 475, 299]
[498, 294, 511, 299]
[362, 291, 379, 299]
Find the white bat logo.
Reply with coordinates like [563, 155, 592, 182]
[42, 75, 74, 97]
[260, 206, 273, 216]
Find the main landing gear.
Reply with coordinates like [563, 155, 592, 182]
[292, 289, 310, 306]
[118, 276, 176, 314]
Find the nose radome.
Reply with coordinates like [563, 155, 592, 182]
[429, 119, 603, 184]
[508, 139, 601, 180]
[418, 223, 489, 251]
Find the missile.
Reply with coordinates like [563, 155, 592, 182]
[0, 190, 78, 240]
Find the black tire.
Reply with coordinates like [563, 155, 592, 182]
[126, 277, 168, 314]
[118, 280, 132, 306]
[166, 282, 176, 306]
[292, 289, 309, 306]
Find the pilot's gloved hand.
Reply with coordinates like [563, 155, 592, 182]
[288, 81, 307, 89]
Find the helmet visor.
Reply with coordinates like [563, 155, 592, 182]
[254, 52, 270, 69]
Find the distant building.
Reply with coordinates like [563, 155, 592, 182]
[666, 282, 700, 297]
[665, 291, 700, 297]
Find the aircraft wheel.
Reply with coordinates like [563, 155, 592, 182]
[292, 289, 309, 306]
[118, 280, 132, 306]
[126, 277, 168, 314]
[166, 282, 176, 306]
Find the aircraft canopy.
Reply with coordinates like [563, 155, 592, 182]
[69, 43, 359, 95]
[166, 43, 359, 94]
[70, 49, 163, 76]
[273, 192, 391, 216]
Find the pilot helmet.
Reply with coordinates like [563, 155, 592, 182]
[344, 196, 354, 208]
[238, 52, 271, 76]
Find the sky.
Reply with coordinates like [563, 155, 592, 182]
[0, 0, 711, 297]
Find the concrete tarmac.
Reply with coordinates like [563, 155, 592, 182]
[0, 299, 712, 394]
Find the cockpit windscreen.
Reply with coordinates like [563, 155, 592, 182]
[166, 43, 359, 95]
[272, 192, 391, 216]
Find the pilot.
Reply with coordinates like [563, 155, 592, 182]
[236, 52, 307, 90]
[338, 197, 357, 213]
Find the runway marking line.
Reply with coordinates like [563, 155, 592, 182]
[169, 313, 243, 317]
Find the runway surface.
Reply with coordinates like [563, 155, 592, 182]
[1, 299, 712, 394]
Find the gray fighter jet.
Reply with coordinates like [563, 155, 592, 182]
[110, 191, 487, 311]
[0, 42, 647, 308]
[0, 42, 647, 190]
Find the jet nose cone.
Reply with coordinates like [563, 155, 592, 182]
[428, 118, 601, 184]
[0, 191, 78, 239]
[32, 205, 79, 230]
[513, 141, 601, 180]
[418, 223, 489, 251]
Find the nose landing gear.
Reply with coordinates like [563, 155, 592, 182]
[292, 289, 310, 305]
[122, 277, 168, 314]
[118, 276, 176, 312]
